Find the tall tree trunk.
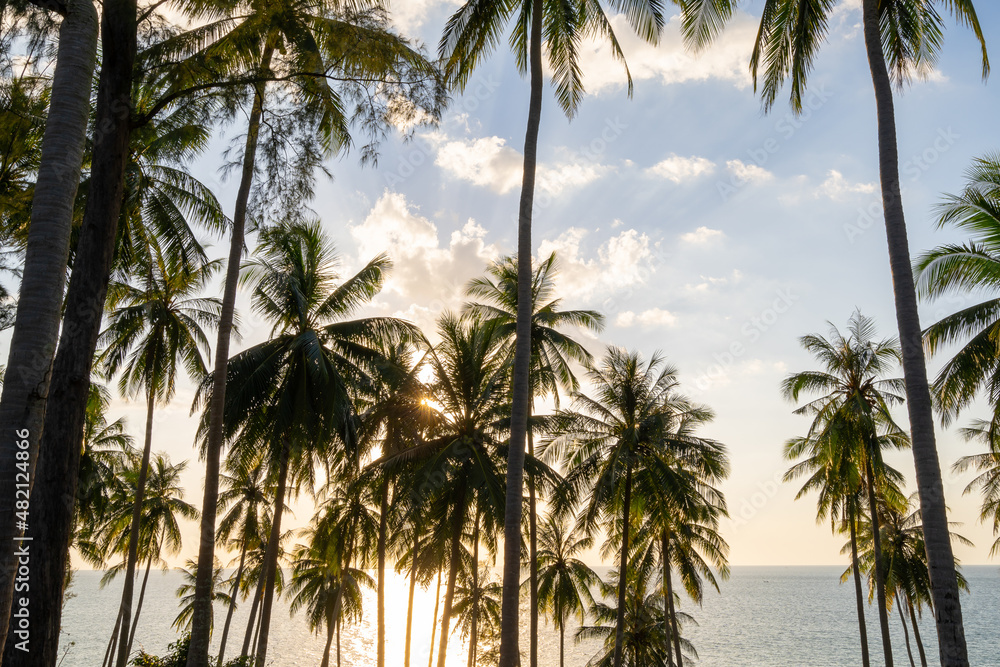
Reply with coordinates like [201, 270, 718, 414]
[377, 480, 389, 667]
[113, 389, 157, 667]
[527, 426, 538, 667]
[3, 0, 134, 662]
[612, 462, 632, 667]
[899, 596, 917, 667]
[125, 555, 154, 658]
[404, 529, 419, 667]
[437, 494, 465, 667]
[335, 619, 341, 667]
[663, 533, 683, 667]
[865, 457, 894, 666]
[0, 0, 97, 647]
[860, 2, 969, 664]
[850, 503, 872, 667]
[240, 567, 265, 658]
[319, 607, 335, 667]
[186, 40, 276, 667]
[253, 438, 290, 667]
[661, 531, 675, 667]
[467, 513, 480, 667]
[428, 567, 441, 667]
[216, 537, 249, 667]
[497, 0, 543, 660]
[102, 606, 124, 667]
[559, 624, 565, 667]
[908, 596, 929, 667]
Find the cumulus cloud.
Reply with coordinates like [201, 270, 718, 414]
[615, 308, 678, 329]
[726, 160, 774, 185]
[816, 170, 876, 199]
[576, 11, 760, 93]
[684, 269, 743, 293]
[537, 227, 659, 301]
[390, 0, 462, 33]
[646, 154, 716, 183]
[680, 226, 724, 244]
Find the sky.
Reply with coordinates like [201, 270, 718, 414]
[31, 0, 1000, 569]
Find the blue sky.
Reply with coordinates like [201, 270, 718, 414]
[73, 0, 1000, 567]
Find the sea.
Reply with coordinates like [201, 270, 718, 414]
[59, 565, 1000, 666]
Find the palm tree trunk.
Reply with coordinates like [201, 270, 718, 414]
[865, 456, 894, 666]
[664, 535, 683, 667]
[850, 504, 872, 667]
[467, 513, 480, 667]
[428, 567, 442, 667]
[377, 479, 389, 667]
[125, 555, 154, 657]
[860, 2, 969, 663]
[404, 529, 419, 667]
[527, 426, 539, 667]
[114, 390, 157, 667]
[0, 0, 97, 648]
[661, 531, 677, 667]
[4, 0, 135, 662]
[899, 596, 917, 667]
[497, 0, 543, 661]
[612, 462, 633, 667]
[241, 567, 265, 658]
[253, 437, 290, 667]
[907, 596, 929, 667]
[216, 537, 249, 667]
[559, 624, 565, 667]
[437, 495, 465, 667]
[319, 607, 335, 667]
[103, 604, 125, 667]
[186, 39, 276, 667]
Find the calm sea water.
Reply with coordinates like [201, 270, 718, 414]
[60, 566, 999, 666]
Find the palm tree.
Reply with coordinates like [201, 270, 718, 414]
[782, 312, 910, 665]
[545, 348, 715, 667]
[953, 419, 1000, 559]
[154, 6, 443, 660]
[534, 514, 599, 667]
[0, 0, 98, 645]
[464, 251, 603, 662]
[174, 558, 234, 633]
[453, 567, 503, 667]
[915, 153, 1000, 420]
[438, 0, 698, 655]
[76, 383, 136, 530]
[748, 4, 989, 662]
[205, 220, 415, 667]
[97, 248, 221, 667]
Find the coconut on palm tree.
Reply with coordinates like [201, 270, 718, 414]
[747, 4, 989, 662]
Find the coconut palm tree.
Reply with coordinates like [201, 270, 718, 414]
[782, 312, 910, 665]
[203, 220, 416, 667]
[953, 419, 1000, 559]
[453, 566, 503, 667]
[96, 248, 221, 667]
[174, 558, 234, 634]
[0, 0, 98, 645]
[915, 153, 1000, 420]
[534, 514, 599, 667]
[464, 251, 603, 660]
[748, 4, 989, 662]
[76, 383, 136, 531]
[544, 348, 713, 667]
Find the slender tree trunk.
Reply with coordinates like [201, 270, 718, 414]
[908, 596, 929, 667]
[0, 0, 97, 646]
[428, 567, 441, 667]
[216, 537, 249, 667]
[250, 597, 263, 660]
[899, 596, 917, 667]
[404, 530, 419, 667]
[860, 2, 969, 663]
[4, 0, 134, 662]
[865, 457, 894, 666]
[467, 513, 480, 667]
[112, 390, 156, 667]
[662, 531, 676, 667]
[377, 480, 389, 667]
[437, 494, 465, 667]
[850, 504, 872, 667]
[102, 604, 125, 667]
[664, 533, 683, 667]
[527, 426, 539, 667]
[186, 40, 276, 667]
[253, 438, 290, 667]
[319, 607, 335, 667]
[240, 568, 265, 658]
[559, 624, 565, 667]
[612, 463, 632, 667]
[497, 0, 543, 661]
[125, 556, 154, 657]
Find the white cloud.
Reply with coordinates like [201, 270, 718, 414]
[646, 154, 716, 183]
[726, 159, 774, 185]
[684, 269, 743, 293]
[616, 308, 678, 329]
[816, 170, 876, 199]
[538, 227, 659, 301]
[576, 12, 761, 93]
[390, 0, 462, 33]
[681, 226, 724, 244]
